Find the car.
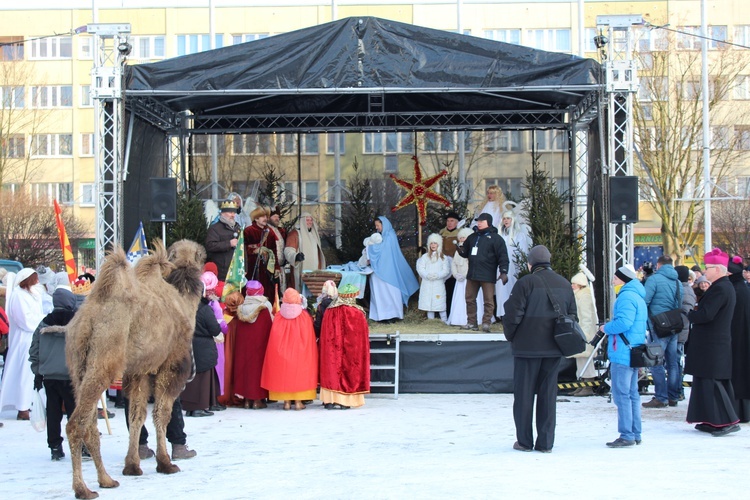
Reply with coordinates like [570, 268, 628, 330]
[0, 259, 23, 274]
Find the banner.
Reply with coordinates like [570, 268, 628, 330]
[221, 230, 247, 301]
[126, 222, 149, 265]
[53, 200, 78, 285]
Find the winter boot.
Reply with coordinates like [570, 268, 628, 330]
[139, 444, 155, 460]
[51, 444, 65, 461]
[172, 443, 197, 460]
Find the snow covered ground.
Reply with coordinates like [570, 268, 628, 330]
[1, 391, 747, 499]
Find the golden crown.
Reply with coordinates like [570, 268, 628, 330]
[72, 279, 92, 295]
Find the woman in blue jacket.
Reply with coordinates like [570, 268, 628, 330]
[598, 264, 648, 448]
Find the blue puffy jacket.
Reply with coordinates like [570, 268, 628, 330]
[603, 279, 648, 366]
[644, 264, 681, 315]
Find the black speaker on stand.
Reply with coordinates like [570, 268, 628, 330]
[609, 176, 639, 223]
[150, 178, 177, 242]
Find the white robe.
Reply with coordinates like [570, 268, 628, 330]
[416, 253, 451, 312]
[447, 252, 489, 326]
[495, 226, 531, 317]
[0, 286, 45, 412]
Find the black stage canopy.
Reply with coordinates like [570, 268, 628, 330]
[124, 16, 602, 134]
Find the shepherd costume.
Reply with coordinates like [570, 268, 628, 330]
[244, 206, 283, 304]
[319, 284, 370, 408]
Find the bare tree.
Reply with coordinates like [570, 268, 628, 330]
[633, 28, 750, 262]
[711, 198, 750, 258]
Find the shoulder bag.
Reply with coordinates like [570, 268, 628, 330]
[649, 281, 685, 338]
[619, 334, 664, 368]
[539, 272, 587, 357]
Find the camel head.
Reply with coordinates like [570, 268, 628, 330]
[167, 239, 206, 269]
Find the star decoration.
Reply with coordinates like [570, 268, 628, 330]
[390, 156, 451, 225]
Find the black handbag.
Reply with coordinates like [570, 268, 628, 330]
[649, 281, 685, 338]
[619, 334, 664, 368]
[539, 272, 587, 357]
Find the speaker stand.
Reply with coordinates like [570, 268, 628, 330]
[160, 214, 167, 243]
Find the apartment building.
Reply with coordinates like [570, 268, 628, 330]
[2, 1, 749, 267]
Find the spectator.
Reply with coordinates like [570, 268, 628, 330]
[642, 255, 682, 409]
[204, 200, 241, 281]
[284, 212, 326, 294]
[416, 233, 452, 323]
[727, 256, 750, 423]
[502, 245, 576, 453]
[743, 265, 750, 287]
[694, 275, 711, 303]
[686, 248, 740, 436]
[675, 265, 696, 401]
[0, 268, 45, 421]
[597, 264, 647, 447]
[691, 265, 703, 281]
[456, 213, 509, 332]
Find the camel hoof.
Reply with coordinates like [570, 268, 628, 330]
[99, 479, 119, 489]
[122, 464, 143, 476]
[74, 488, 99, 499]
[156, 462, 181, 474]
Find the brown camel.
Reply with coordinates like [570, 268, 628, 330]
[65, 239, 205, 499]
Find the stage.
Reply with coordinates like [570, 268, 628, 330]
[370, 332, 577, 394]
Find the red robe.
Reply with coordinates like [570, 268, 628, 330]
[244, 222, 283, 303]
[261, 306, 318, 396]
[232, 307, 273, 400]
[319, 303, 371, 395]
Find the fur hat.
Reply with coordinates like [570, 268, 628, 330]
[427, 233, 442, 249]
[457, 227, 473, 240]
[282, 287, 302, 305]
[219, 200, 240, 213]
[245, 280, 264, 296]
[475, 212, 493, 225]
[675, 265, 690, 283]
[571, 272, 588, 287]
[615, 264, 637, 283]
[704, 248, 729, 267]
[528, 245, 551, 266]
[250, 206, 270, 221]
[728, 255, 744, 275]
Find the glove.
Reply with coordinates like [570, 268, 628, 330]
[590, 329, 606, 347]
[295, 253, 305, 262]
[209, 300, 223, 322]
[214, 332, 225, 344]
[499, 273, 508, 285]
[427, 273, 437, 280]
[456, 275, 466, 282]
[34, 374, 43, 391]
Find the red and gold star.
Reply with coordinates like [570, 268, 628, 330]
[390, 156, 451, 225]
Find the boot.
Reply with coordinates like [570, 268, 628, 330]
[575, 386, 595, 397]
[51, 444, 65, 461]
[172, 443, 197, 460]
[138, 444, 155, 460]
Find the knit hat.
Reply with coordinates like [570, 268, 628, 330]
[203, 262, 218, 277]
[615, 264, 637, 283]
[704, 248, 729, 267]
[282, 287, 302, 305]
[245, 280, 264, 296]
[571, 272, 588, 287]
[695, 275, 710, 286]
[475, 213, 493, 225]
[528, 245, 551, 266]
[674, 265, 690, 283]
[728, 255, 744, 275]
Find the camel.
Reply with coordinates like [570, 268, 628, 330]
[65, 239, 205, 499]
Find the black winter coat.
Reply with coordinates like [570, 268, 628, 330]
[456, 226, 509, 283]
[502, 265, 577, 358]
[729, 273, 750, 399]
[686, 276, 736, 379]
[193, 298, 221, 373]
[205, 219, 241, 280]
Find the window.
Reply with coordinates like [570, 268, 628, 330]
[735, 25, 750, 46]
[384, 155, 399, 173]
[326, 180, 346, 202]
[0, 36, 24, 61]
[533, 130, 568, 152]
[303, 181, 319, 203]
[711, 126, 731, 150]
[638, 77, 668, 102]
[364, 132, 383, 153]
[636, 126, 665, 151]
[1, 86, 24, 109]
[31, 182, 73, 205]
[2, 183, 22, 195]
[734, 76, 750, 100]
[677, 26, 727, 50]
[80, 133, 94, 156]
[735, 127, 750, 150]
[484, 131, 522, 152]
[131, 36, 165, 60]
[2, 135, 25, 158]
[80, 85, 92, 107]
[231, 33, 269, 45]
[423, 132, 456, 153]
[31, 85, 73, 108]
[326, 133, 346, 154]
[58, 182, 73, 205]
[484, 29, 521, 45]
[233, 134, 272, 155]
[584, 28, 599, 53]
[31, 134, 73, 156]
[276, 134, 296, 154]
[78, 36, 92, 59]
[29, 36, 72, 59]
[556, 177, 571, 194]
[485, 178, 524, 199]
[634, 26, 669, 52]
[302, 134, 319, 154]
[400, 133, 415, 153]
[524, 29, 571, 52]
[737, 176, 750, 197]
[176, 34, 223, 56]
[364, 132, 413, 153]
[191, 136, 225, 156]
[680, 79, 716, 101]
[282, 181, 296, 203]
[80, 183, 95, 206]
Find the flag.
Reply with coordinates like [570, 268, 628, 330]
[53, 199, 78, 285]
[127, 222, 149, 265]
[221, 230, 247, 301]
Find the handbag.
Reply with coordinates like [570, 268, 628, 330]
[539, 272, 587, 357]
[31, 388, 47, 432]
[619, 334, 664, 368]
[649, 281, 684, 338]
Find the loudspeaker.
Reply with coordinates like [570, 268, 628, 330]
[150, 178, 177, 222]
[609, 176, 639, 223]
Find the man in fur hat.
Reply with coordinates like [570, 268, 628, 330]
[244, 206, 283, 303]
[205, 200, 241, 282]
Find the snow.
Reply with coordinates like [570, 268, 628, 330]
[1, 391, 747, 499]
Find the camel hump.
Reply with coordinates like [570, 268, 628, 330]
[134, 238, 174, 280]
[89, 247, 134, 300]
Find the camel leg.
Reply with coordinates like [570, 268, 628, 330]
[122, 375, 150, 476]
[152, 368, 182, 474]
[68, 378, 119, 499]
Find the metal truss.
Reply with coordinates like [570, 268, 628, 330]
[90, 23, 131, 270]
[572, 125, 590, 264]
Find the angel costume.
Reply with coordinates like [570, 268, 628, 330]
[495, 202, 532, 317]
[416, 233, 452, 320]
[448, 228, 489, 326]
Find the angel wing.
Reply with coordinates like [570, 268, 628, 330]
[204, 199, 220, 227]
[243, 196, 258, 219]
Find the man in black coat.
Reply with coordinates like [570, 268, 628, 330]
[502, 245, 577, 453]
[205, 200, 241, 281]
[686, 248, 740, 436]
[456, 213, 509, 332]
[727, 256, 750, 423]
